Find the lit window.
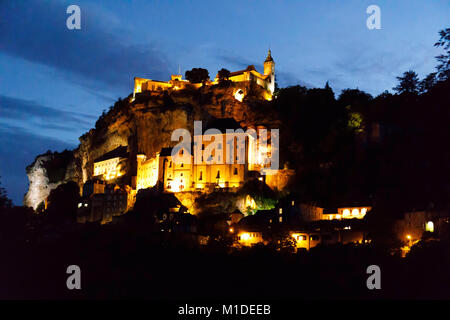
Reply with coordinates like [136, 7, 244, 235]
[279, 217, 282, 222]
[426, 221, 434, 232]
[361, 208, 367, 215]
[279, 208, 282, 214]
[352, 208, 359, 216]
[343, 209, 350, 217]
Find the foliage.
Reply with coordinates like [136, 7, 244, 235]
[347, 110, 363, 132]
[419, 72, 437, 93]
[238, 180, 278, 212]
[0, 176, 12, 209]
[393, 70, 420, 94]
[195, 191, 238, 216]
[185, 68, 209, 84]
[45, 181, 80, 224]
[434, 27, 450, 80]
[217, 68, 231, 82]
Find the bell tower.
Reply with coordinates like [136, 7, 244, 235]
[263, 49, 275, 94]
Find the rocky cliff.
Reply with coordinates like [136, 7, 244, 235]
[24, 150, 81, 210]
[24, 82, 280, 209]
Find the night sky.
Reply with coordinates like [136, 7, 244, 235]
[0, 0, 448, 204]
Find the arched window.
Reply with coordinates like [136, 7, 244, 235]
[216, 171, 220, 179]
[199, 171, 203, 181]
[234, 168, 238, 175]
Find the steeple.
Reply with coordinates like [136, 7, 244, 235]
[265, 49, 274, 62]
[263, 49, 275, 95]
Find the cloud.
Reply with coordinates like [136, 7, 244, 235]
[0, 124, 75, 205]
[0, 1, 171, 92]
[0, 94, 96, 131]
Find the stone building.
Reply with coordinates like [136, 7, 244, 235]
[133, 50, 275, 100]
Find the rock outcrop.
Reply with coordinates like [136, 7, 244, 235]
[24, 82, 281, 210]
[23, 150, 81, 209]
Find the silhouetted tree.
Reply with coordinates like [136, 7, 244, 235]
[393, 70, 420, 94]
[45, 181, 80, 224]
[419, 72, 437, 93]
[434, 27, 450, 80]
[0, 176, 12, 209]
[217, 68, 231, 83]
[185, 68, 209, 84]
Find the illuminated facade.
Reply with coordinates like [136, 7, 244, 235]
[136, 128, 260, 192]
[133, 50, 275, 99]
[324, 207, 371, 220]
[93, 146, 128, 181]
[237, 231, 264, 246]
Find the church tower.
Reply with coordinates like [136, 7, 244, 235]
[263, 49, 275, 94]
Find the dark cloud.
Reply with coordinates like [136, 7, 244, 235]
[0, 124, 75, 205]
[0, 94, 96, 131]
[0, 1, 171, 92]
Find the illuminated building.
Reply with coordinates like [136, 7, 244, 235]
[323, 206, 371, 220]
[77, 184, 128, 224]
[133, 50, 275, 100]
[395, 209, 448, 250]
[93, 146, 128, 181]
[290, 230, 366, 251]
[297, 203, 371, 221]
[237, 231, 264, 246]
[135, 119, 275, 193]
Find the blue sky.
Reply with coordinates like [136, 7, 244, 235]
[0, 0, 449, 204]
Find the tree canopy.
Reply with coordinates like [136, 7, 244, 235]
[393, 70, 420, 94]
[185, 68, 209, 83]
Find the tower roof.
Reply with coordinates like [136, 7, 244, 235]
[264, 49, 274, 62]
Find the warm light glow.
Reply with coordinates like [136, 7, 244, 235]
[361, 208, 367, 215]
[425, 221, 434, 233]
[352, 208, 359, 216]
[406, 234, 411, 240]
[240, 232, 250, 241]
[336, 214, 341, 219]
[245, 195, 256, 210]
[343, 209, 350, 217]
[229, 227, 234, 233]
[234, 89, 245, 102]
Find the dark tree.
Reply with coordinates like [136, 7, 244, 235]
[419, 72, 437, 93]
[434, 28, 450, 80]
[217, 68, 231, 83]
[393, 70, 420, 94]
[185, 68, 209, 84]
[338, 88, 373, 110]
[0, 176, 12, 209]
[45, 181, 80, 224]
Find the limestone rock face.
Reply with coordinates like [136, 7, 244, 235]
[23, 150, 81, 209]
[24, 83, 280, 210]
